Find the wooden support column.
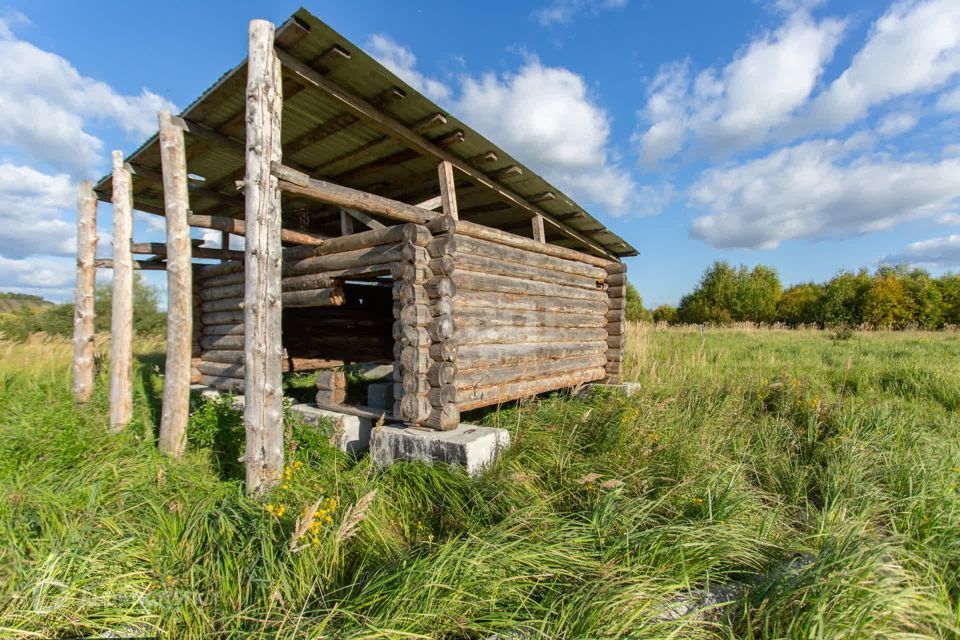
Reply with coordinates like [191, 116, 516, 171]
[340, 209, 354, 235]
[219, 231, 229, 261]
[109, 151, 134, 432]
[243, 19, 284, 495]
[157, 111, 193, 458]
[437, 160, 458, 220]
[532, 215, 545, 243]
[72, 181, 98, 403]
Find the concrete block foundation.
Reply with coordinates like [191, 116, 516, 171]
[370, 423, 510, 476]
[289, 404, 373, 454]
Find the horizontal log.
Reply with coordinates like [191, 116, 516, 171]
[284, 243, 402, 276]
[316, 388, 346, 405]
[429, 234, 607, 280]
[455, 354, 606, 391]
[131, 242, 244, 261]
[188, 213, 326, 246]
[201, 349, 244, 364]
[455, 291, 607, 316]
[607, 285, 625, 298]
[283, 223, 413, 261]
[427, 384, 456, 405]
[400, 394, 431, 423]
[282, 287, 345, 308]
[451, 252, 603, 291]
[608, 297, 625, 310]
[196, 261, 244, 279]
[453, 270, 607, 302]
[199, 360, 243, 378]
[202, 323, 244, 336]
[199, 374, 244, 393]
[429, 342, 458, 362]
[201, 334, 244, 350]
[94, 258, 167, 270]
[605, 273, 626, 286]
[202, 297, 243, 312]
[607, 336, 625, 349]
[315, 370, 347, 390]
[605, 308, 625, 321]
[201, 270, 245, 288]
[429, 217, 617, 269]
[457, 367, 606, 411]
[274, 163, 434, 224]
[453, 307, 606, 329]
[456, 325, 607, 346]
[424, 403, 460, 431]
[202, 310, 244, 325]
[402, 375, 430, 395]
[456, 341, 608, 370]
[200, 283, 244, 302]
[281, 272, 335, 292]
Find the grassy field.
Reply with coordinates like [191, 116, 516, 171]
[0, 326, 958, 638]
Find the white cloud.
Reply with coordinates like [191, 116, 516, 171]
[367, 34, 452, 104]
[0, 255, 75, 291]
[882, 234, 960, 266]
[798, 0, 960, 135]
[455, 59, 638, 213]
[937, 212, 960, 225]
[635, 9, 845, 166]
[0, 162, 76, 258]
[937, 85, 960, 112]
[533, 0, 627, 27]
[877, 111, 918, 136]
[0, 16, 176, 176]
[689, 136, 960, 249]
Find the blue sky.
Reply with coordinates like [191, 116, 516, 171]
[1, 0, 959, 307]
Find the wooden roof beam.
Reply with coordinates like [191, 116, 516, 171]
[274, 47, 615, 259]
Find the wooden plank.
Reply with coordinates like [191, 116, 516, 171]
[93, 258, 167, 270]
[72, 181, 97, 403]
[437, 160, 458, 220]
[243, 19, 285, 495]
[157, 111, 193, 458]
[274, 48, 616, 259]
[131, 242, 244, 262]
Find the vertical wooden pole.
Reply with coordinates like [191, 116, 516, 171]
[340, 209, 354, 235]
[157, 110, 193, 458]
[531, 215, 546, 243]
[243, 19, 284, 495]
[219, 231, 230, 261]
[72, 181, 98, 403]
[109, 151, 134, 432]
[437, 160, 458, 220]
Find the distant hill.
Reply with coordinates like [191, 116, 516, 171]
[0, 294, 55, 314]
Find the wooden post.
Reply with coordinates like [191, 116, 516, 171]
[72, 181, 98, 403]
[243, 19, 284, 495]
[531, 215, 545, 243]
[109, 151, 134, 432]
[219, 231, 230, 262]
[157, 111, 193, 458]
[437, 160, 458, 219]
[340, 209, 354, 235]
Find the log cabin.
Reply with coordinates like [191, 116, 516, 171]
[77, 8, 637, 492]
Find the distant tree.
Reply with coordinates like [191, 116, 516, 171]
[937, 274, 960, 325]
[819, 269, 872, 327]
[739, 265, 782, 323]
[862, 273, 915, 329]
[900, 267, 944, 329]
[624, 282, 651, 322]
[94, 273, 166, 335]
[0, 292, 46, 301]
[777, 283, 823, 327]
[651, 304, 678, 324]
[677, 261, 738, 324]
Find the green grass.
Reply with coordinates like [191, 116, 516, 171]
[0, 327, 958, 638]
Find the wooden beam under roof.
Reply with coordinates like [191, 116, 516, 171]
[274, 48, 616, 259]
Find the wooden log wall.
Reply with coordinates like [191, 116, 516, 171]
[604, 265, 627, 384]
[443, 227, 612, 412]
[195, 226, 405, 392]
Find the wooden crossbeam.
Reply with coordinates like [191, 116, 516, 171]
[341, 207, 385, 230]
[131, 242, 244, 261]
[187, 213, 326, 246]
[94, 258, 167, 270]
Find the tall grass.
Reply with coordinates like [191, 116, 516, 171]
[0, 327, 957, 638]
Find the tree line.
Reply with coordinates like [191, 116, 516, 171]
[628, 262, 960, 329]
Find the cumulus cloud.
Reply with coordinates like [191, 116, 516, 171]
[635, 9, 845, 166]
[533, 0, 627, 27]
[0, 255, 75, 293]
[0, 163, 77, 258]
[689, 136, 960, 249]
[455, 59, 638, 213]
[367, 34, 452, 104]
[881, 234, 960, 266]
[0, 15, 176, 176]
[797, 0, 960, 135]
[876, 111, 918, 136]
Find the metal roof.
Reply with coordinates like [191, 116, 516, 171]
[94, 7, 637, 259]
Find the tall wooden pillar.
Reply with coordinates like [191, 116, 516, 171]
[157, 110, 193, 458]
[109, 151, 134, 432]
[72, 181, 98, 403]
[243, 19, 284, 494]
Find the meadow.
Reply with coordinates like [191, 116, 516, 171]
[0, 325, 958, 638]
